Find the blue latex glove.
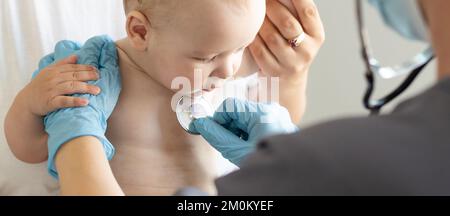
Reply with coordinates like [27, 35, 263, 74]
[190, 98, 299, 166]
[33, 35, 122, 178]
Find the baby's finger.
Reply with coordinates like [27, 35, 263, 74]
[56, 64, 96, 73]
[57, 81, 101, 95]
[59, 71, 100, 83]
[52, 55, 78, 67]
[49, 96, 89, 110]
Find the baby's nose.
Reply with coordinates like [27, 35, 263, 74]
[210, 62, 235, 80]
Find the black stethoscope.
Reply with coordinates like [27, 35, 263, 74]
[356, 0, 434, 115]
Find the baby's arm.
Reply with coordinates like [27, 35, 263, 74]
[4, 56, 100, 163]
[5, 91, 49, 163]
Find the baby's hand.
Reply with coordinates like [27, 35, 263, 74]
[22, 55, 101, 116]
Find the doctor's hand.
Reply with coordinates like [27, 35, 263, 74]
[251, 0, 325, 86]
[44, 36, 121, 178]
[246, 0, 324, 124]
[190, 98, 299, 166]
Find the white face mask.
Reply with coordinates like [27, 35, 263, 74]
[369, 0, 430, 42]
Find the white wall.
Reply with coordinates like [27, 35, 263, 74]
[301, 0, 436, 127]
[0, 0, 126, 195]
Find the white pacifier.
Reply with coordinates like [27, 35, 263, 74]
[176, 92, 214, 135]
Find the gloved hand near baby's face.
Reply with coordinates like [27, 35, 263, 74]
[190, 98, 299, 166]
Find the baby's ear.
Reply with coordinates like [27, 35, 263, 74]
[126, 11, 151, 51]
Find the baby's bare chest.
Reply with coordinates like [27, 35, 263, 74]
[105, 91, 217, 159]
[103, 94, 217, 195]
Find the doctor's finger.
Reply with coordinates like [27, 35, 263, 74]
[213, 98, 263, 130]
[292, 0, 325, 41]
[258, 17, 296, 62]
[249, 35, 281, 77]
[191, 118, 243, 148]
[266, 0, 305, 43]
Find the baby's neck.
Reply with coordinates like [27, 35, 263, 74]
[115, 39, 173, 99]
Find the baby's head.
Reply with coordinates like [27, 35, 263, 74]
[123, 0, 265, 93]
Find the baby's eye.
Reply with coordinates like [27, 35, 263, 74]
[195, 56, 217, 64]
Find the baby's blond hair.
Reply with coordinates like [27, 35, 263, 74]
[123, 0, 147, 15]
[123, 0, 251, 28]
[123, 0, 178, 28]
[123, 0, 177, 15]
[124, 0, 250, 15]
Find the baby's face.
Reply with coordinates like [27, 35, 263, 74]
[144, 0, 266, 94]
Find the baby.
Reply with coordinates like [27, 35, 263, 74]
[5, 0, 300, 195]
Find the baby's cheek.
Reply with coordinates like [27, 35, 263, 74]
[189, 73, 211, 91]
[172, 70, 208, 93]
[169, 64, 194, 84]
[167, 70, 192, 93]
